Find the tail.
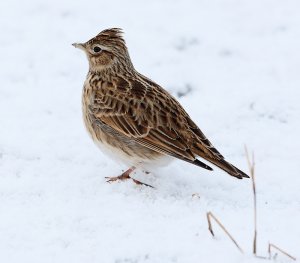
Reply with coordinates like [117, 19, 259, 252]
[202, 156, 249, 179]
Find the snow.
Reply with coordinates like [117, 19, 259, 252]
[0, 0, 299, 262]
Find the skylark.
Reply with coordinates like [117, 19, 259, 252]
[73, 28, 249, 186]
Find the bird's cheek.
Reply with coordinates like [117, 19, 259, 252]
[92, 54, 109, 66]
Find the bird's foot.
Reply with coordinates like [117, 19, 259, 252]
[105, 166, 135, 183]
[130, 178, 154, 188]
[105, 167, 154, 188]
[105, 172, 131, 182]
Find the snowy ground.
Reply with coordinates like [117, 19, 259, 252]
[0, 0, 299, 262]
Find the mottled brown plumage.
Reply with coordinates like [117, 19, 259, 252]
[73, 28, 249, 184]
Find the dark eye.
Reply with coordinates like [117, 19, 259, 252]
[93, 46, 102, 53]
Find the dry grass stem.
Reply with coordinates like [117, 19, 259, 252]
[205, 148, 296, 261]
[245, 146, 296, 261]
[268, 243, 296, 261]
[206, 211, 244, 254]
[245, 145, 257, 255]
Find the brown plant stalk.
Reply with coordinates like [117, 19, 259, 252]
[245, 146, 257, 255]
[206, 211, 244, 254]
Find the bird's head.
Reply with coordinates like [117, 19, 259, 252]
[73, 28, 133, 73]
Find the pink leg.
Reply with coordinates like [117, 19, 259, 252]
[105, 167, 136, 182]
[105, 167, 153, 188]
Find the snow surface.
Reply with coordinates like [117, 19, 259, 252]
[0, 0, 299, 262]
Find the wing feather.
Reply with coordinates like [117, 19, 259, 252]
[91, 74, 231, 170]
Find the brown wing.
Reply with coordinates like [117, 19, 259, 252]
[91, 74, 248, 179]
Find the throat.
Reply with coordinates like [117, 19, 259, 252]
[89, 60, 135, 77]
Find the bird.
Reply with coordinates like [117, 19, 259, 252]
[73, 28, 249, 187]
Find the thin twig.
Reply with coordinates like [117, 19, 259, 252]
[206, 211, 244, 254]
[245, 145, 257, 255]
[268, 243, 296, 261]
[244, 147, 296, 261]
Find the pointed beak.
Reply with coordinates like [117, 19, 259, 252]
[72, 43, 86, 50]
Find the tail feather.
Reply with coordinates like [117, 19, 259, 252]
[193, 159, 213, 170]
[203, 156, 249, 179]
[183, 157, 213, 171]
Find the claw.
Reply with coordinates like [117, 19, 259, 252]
[105, 173, 130, 183]
[131, 178, 154, 188]
[105, 166, 154, 188]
